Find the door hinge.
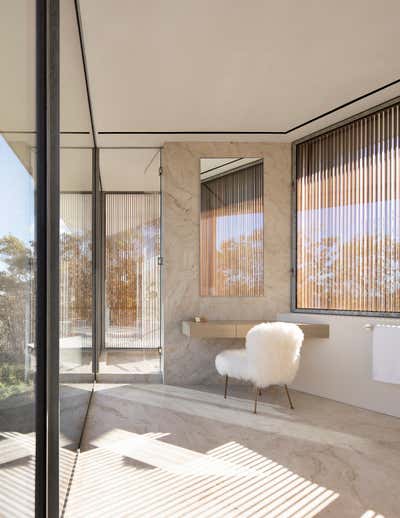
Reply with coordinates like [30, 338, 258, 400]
[158, 256, 164, 266]
[159, 166, 163, 176]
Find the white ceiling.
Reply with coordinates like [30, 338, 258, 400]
[0, 2, 36, 133]
[78, 0, 400, 146]
[60, 148, 92, 191]
[1, 0, 400, 156]
[100, 149, 160, 191]
[0, 1, 91, 140]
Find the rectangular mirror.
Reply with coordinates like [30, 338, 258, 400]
[200, 158, 264, 297]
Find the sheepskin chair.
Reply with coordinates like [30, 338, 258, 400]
[215, 322, 304, 413]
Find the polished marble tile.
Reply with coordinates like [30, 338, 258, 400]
[63, 384, 400, 517]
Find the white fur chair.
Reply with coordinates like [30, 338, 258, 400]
[215, 322, 304, 413]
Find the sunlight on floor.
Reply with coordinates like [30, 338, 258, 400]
[360, 511, 385, 518]
[0, 432, 77, 518]
[65, 429, 340, 517]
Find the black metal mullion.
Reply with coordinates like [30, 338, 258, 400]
[92, 149, 101, 375]
[35, 0, 60, 516]
[159, 150, 164, 380]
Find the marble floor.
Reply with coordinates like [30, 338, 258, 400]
[0, 383, 93, 517]
[60, 350, 162, 383]
[62, 383, 400, 517]
[60, 350, 161, 375]
[98, 350, 161, 375]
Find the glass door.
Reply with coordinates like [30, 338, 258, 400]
[97, 149, 162, 379]
[104, 193, 161, 350]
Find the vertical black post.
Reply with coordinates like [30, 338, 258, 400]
[101, 189, 106, 353]
[92, 148, 102, 375]
[159, 149, 164, 382]
[36, 0, 60, 516]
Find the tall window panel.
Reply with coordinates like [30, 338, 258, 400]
[0, 134, 36, 513]
[0, 1, 37, 514]
[59, 193, 92, 373]
[296, 102, 400, 313]
[200, 162, 264, 296]
[105, 193, 161, 349]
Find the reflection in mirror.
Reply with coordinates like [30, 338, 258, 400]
[200, 158, 264, 297]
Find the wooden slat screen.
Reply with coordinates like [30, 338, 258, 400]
[200, 162, 264, 296]
[296, 102, 400, 313]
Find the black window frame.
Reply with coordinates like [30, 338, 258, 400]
[291, 96, 400, 318]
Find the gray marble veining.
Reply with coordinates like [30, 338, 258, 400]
[64, 383, 400, 518]
[163, 142, 292, 385]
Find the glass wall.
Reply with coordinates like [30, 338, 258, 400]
[59, 149, 94, 512]
[59, 187, 93, 377]
[0, 2, 37, 515]
[104, 193, 160, 349]
[59, 0, 95, 510]
[98, 149, 162, 378]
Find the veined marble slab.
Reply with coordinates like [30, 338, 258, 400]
[182, 320, 329, 339]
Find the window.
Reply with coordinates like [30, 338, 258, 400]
[60, 193, 93, 370]
[294, 102, 400, 314]
[200, 159, 264, 296]
[104, 193, 161, 348]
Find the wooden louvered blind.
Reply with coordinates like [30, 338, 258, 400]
[296, 102, 400, 313]
[200, 162, 264, 296]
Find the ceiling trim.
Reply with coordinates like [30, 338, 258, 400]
[74, 0, 97, 147]
[293, 94, 400, 145]
[287, 77, 400, 134]
[97, 77, 400, 135]
[1, 131, 90, 134]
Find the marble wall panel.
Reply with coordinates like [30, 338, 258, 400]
[163, 142, 292, 384]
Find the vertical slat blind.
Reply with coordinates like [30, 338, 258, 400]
[200, 162, 264, 296]
[60, 193, 92, 347]
[296, 102, 400, 313]
[105, 193, 160, 348]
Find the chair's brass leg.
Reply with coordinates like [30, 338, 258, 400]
[254, 386, 258, 414]
[224, 375, 228, 399]
[284, 384, 294, 409]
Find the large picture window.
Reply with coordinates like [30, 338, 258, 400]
[200, 159, 264, 297]
[295, 101, 400, 314]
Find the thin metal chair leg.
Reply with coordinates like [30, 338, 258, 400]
[224, 375, 228, 399]
[254, 386, 258, 414]
[284, 384, 294, 409]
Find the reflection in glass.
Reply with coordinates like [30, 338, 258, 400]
[200, 158, 264, 296]
[0, 134, 36, 513]
[58, 149, 94, 512]
[60, 193, 92, 375]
